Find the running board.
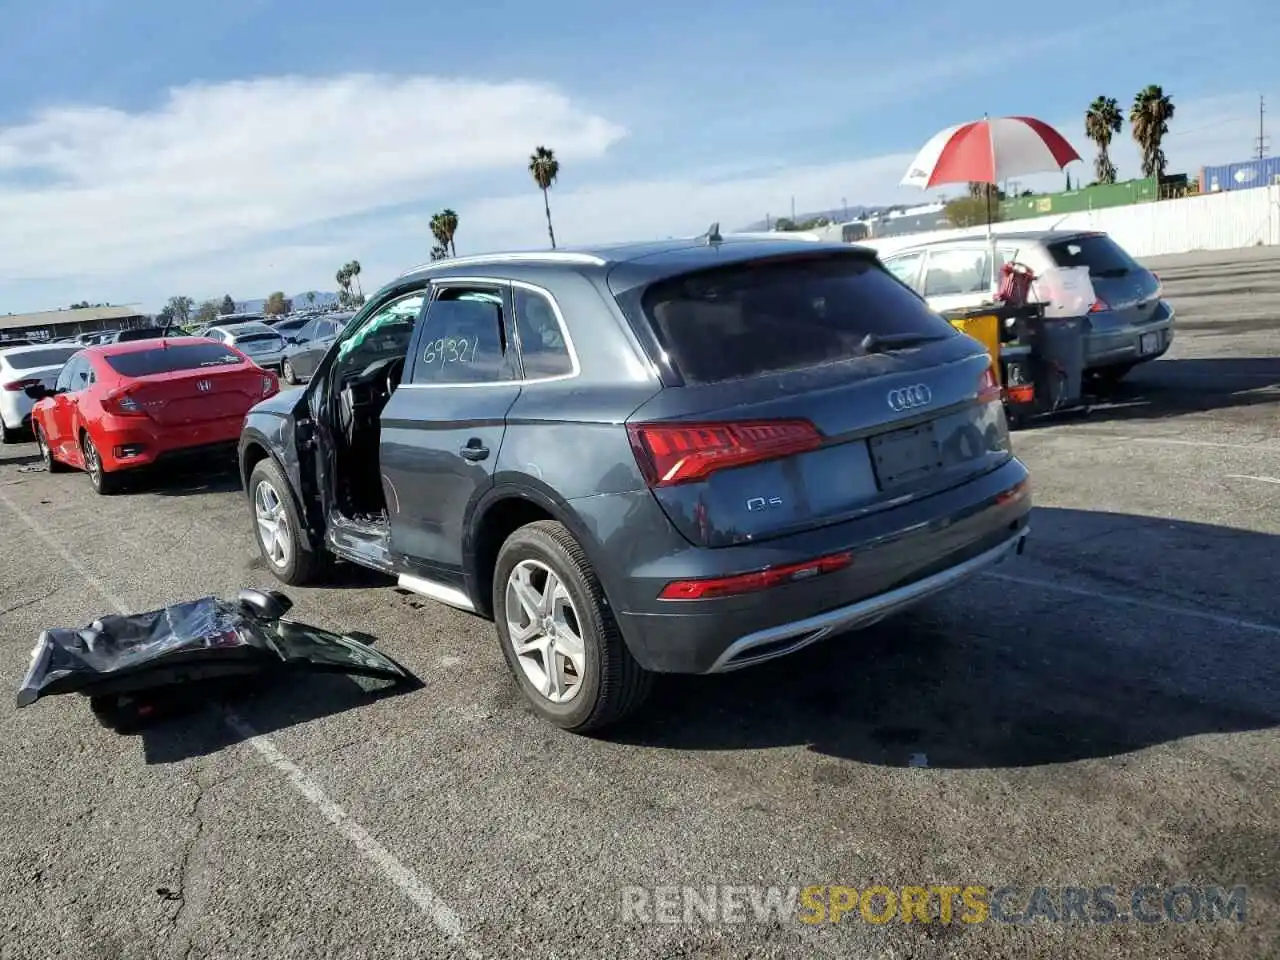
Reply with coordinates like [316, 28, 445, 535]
[397, 574, 475, 613]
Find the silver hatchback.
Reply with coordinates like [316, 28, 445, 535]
[880, 230, 1174, 382]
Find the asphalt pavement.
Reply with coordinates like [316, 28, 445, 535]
[1, 247, 1277, 959]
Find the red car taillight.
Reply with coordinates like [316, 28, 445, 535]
[3, 378, 41, 392]
[103, 389, 144, 416]
[978, 364, 1001, 403]
[1088, 295, 1110, 314]
[659, 551, 854, 600]
[626, 419, 823, 487]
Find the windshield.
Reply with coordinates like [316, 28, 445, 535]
[103, 343, 245, 376]
[639, 253, 956, 384]
[3, 347, 81, 370]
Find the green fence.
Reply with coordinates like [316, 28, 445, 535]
[999, 178, 1160, 221]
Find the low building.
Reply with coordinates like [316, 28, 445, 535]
[0, 304, 152, 342]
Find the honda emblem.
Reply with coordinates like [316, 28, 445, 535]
[196, 380, 212, 393]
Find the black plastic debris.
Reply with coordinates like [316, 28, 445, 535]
[16, 589, 418, 730]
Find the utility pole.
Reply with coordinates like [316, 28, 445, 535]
[790, 196, 796, 222]
[1257, 94, 1269, 159]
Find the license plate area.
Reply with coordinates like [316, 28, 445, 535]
[869, 423, 945, 490]
[1139, 331, 1159, 354]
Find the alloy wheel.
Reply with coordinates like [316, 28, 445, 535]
[82, 436, 102, 486]
[504, 559, 586, 704]
[253, 479, 292, 569]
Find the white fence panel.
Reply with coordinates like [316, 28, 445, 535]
[857, 187, 1280, 259]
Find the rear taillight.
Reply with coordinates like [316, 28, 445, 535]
[103, 390, 144, 415]
[627, 419, 822, 487]
[978, 364, 1001, 403]
[659, 551, 854, 600]
[1088, 295, 1110, 313]
[3, 378, 41, 392]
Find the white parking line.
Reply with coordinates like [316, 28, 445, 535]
[986, 571, 1280, 636]
[1225, 474, 1280, 485]
[0, 487, 479, 958]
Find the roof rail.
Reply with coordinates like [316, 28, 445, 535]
[399, 250, 608, 277]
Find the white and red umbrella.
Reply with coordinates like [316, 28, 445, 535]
[900, 115, 1081, 190]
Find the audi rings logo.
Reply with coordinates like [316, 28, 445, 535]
[887, 384, 932, 412]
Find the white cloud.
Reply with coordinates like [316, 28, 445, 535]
[0, 78, 1270, 312]
[0, 73, 626, 282]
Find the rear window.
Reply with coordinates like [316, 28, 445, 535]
[1047, 234, 1140, 277]
[237, 333, 282, 345]
[4, 347, 81, 370]
[639, 254, 955, 384]
[103, 343, 244, 377]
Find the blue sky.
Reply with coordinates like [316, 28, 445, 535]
[0, 0, 1275, 312]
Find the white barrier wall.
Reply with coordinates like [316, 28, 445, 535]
[858, 186, 1280, 259]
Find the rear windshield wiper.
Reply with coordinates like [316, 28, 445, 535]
[1091, 267, 1130, 278]
[860, 332, 950, 354]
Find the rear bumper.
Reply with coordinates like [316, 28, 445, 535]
[706, 526, 1027, 672]
[613, 457, 1031, 674]
[97, 416, 245, 471]
[1085, 304, 1175, 369]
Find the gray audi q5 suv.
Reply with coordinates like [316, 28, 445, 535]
[238, 234, 1032, 731]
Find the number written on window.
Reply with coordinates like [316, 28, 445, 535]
[422, 337, 481, 367]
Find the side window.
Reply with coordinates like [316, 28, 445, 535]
[923, 248, 991, 297]
[412, 286, 510, 385]
[58, 356, 91, 392]
[332, 290, 427, 380]
[293, 320, 317, 342]
[319, 320, 341, 339]
[54, 356, 79, 392]
[512, 287, 574, 379]
[883, 252, 925, 291]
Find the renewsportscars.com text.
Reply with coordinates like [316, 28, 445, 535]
[620, 884, 1248, 925]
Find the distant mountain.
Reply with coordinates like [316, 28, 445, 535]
[234, 290, 340, 313]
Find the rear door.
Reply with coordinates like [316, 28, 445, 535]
[380, 282, 521, 572]
[620, 251, 1010, 548]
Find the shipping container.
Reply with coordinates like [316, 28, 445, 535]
[1200, 157, 1280, 193]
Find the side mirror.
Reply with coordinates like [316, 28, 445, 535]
[24, 384, 50, 400]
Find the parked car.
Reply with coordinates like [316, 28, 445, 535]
[29, 338, 279, 494]
[0, 343, 83, 443]
[109, 327, 167, 343]
[200, 321, 287, 373]
[238, 239, 1031, 731]
[280, 312, 355, 384]
[879, 229, 1174, 382]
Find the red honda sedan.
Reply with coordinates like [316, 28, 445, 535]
[29, 338, 279, 494]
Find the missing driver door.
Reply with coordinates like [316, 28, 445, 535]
[380, 281, 521, 579]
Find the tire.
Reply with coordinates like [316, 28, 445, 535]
[0, 419, 11, 444]
[282, 359, 298, 385]
[492, 520, 651, 732]
[35, 424, 68, 472]
[248, 457, 325, 585]
[81, 432, 125, 495]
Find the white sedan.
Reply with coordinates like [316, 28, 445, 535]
[0, 343, 84, 443]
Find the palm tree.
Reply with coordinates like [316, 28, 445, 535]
[347, 260, 363, 299]
[1085, 96, 1123, 184]
[438, 208, 459, 257]
[335, 265, 352, 307]
[528, 146, 560, 248]
[1130, 85, 1175, 180]
[306, 292, 316, 307]
[430, 213, 449, 257]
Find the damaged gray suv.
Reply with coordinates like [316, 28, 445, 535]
[238, 235, 1032, 731]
